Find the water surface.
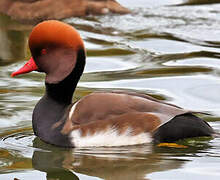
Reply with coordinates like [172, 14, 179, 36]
[0, 0, 220, 179]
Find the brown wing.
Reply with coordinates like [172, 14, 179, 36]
[109, 90, 210, 115]
[61, 91, 189, 134]
[105, 90, 182, 108]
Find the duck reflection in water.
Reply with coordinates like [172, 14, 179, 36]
[31, 137, 211, 180]
[32, 138, 79, 180]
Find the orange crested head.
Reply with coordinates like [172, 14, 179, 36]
[29, 20, 84, 54]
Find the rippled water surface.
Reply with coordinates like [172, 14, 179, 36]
[0, 0, 220, 179]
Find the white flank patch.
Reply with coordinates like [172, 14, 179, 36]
[68, 102, 78, 119]
[70, 127, 152, 147]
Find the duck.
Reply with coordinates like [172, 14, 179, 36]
[11, 20, 214, 147]
[0, 0, 130, 24]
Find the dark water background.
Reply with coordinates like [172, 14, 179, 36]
[0, 0, 220, 179]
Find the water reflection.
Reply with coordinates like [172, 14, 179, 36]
[181, 0, 220, 5]
[0, 132, 214, 180]
[0, 14, 31, 64]
[0, 0, 220, 179]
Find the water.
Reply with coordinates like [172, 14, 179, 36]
[0, 0, 220, 179]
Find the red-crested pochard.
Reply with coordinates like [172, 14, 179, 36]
[12, 20, 214, 147]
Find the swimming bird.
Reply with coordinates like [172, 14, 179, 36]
[11, 20, 214, 147]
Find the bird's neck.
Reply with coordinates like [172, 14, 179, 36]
[45, 71, 78, 104]
[32, 49, 85, 147]
[45, 48, 86, 104]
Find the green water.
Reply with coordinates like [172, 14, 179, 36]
[0, 0, 220, 179]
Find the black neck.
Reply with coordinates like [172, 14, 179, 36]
[45, 49, 85, 104]
[32, 49, 85, 147]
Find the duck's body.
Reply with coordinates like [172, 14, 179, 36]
[12, 20, 214, 147]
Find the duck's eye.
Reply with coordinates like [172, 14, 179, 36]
[41, 49, 47, 55]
